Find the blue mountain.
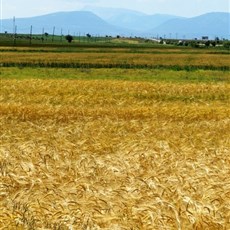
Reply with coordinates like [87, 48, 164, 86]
[150, 12, 230, 39]
[2, 11, 130, 36]
[2, 9, 229, 39]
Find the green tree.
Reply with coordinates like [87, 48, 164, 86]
[205, 40, 210, 47]
[189, 41, 199, 48]
[65, 34, 73, 43]
[223, 41, 230, 49]
[211, 41, 216, 47]
[215, 37, 220, 44]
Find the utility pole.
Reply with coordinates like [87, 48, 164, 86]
[60, 28, 63, 42]
[14, 25, 17, 45]
[13, 16, 15, 33]
[13, 16, 16, 45]
[30, 25, 32, 45]
[42, 28, 44, 43]
[52, 26, 55, 42]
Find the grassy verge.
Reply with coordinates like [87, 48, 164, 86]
[1, 67, 229, 83]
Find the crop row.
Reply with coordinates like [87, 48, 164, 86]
[1, 79, 229, 106]
[2, 52, 230, 71]
[2, 52, 230, 67]
[2, 61, 229, 71]
[1, 46, 229, 54]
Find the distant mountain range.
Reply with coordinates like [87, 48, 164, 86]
[2, 8, 230, 39]
[150, 12, 230, 39]
[83, 7, 184, 31]
[2, 11, 128, 36]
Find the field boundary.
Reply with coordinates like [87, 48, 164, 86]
[2, 62, 229, 71]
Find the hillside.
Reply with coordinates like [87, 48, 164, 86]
[2, 10, 229, 39]
[83, 7, 183, 31]
[2, 11, 129, 36]
[150, 12, 230, 39]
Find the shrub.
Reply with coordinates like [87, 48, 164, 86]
[223, 41, 230, 49]
[65, 35, 73, 43]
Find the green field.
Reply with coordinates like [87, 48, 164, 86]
[1, 37, 229, 80]
[1, 67, 229, 83]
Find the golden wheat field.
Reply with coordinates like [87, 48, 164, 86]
[0, 78, 230, 229]
[2, 52, 230, 67]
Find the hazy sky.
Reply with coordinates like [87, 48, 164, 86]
[2, 0, 230, 19]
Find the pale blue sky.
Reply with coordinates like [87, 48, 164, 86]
[2, 0, 230, 19]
